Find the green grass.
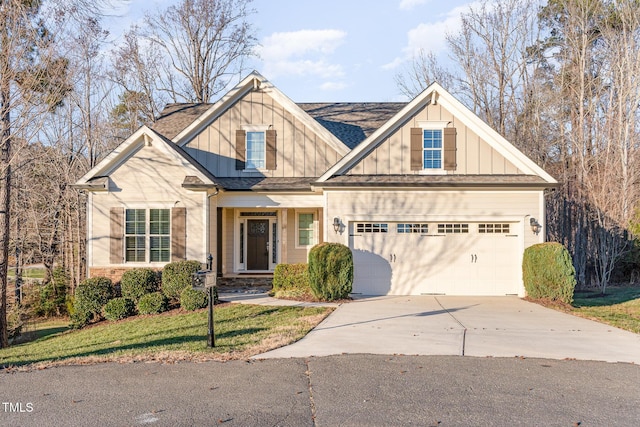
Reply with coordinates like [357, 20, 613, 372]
[8, 267, 46, 280]
[569, 286, 640, 333]
[0, 304, 332, 369]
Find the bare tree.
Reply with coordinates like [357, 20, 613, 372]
[0, 0, 75, 348]
[395, 49, 456, 98]
[109, 26, 166, 134]
[139, 0, 257, 103]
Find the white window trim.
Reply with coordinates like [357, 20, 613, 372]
[417, 121, 448, 175]
[234, 210, 279, 272]
[123, 206, 172, 265]
[242, 124, 269, 172]
[295, 210, 317, 249]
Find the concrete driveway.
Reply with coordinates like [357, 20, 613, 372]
[240, 294, 640, 363]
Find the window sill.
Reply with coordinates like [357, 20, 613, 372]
[418, 169, 447, 175]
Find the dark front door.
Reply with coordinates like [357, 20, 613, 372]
[247, 219, 269, 270]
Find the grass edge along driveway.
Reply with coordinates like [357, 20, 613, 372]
[0, 303, 334, 371]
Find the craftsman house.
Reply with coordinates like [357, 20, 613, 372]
[74, 71, 556, 296]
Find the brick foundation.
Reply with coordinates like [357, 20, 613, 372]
[89, 267, 160, 284]
[89, 267, 272, 290]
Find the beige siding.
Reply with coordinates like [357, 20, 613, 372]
[346, 103, 524, 176]
[89, 143, 206, 267]
[184, 91, 341, 178]
[325, 189, 542, 251]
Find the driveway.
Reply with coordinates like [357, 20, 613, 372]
[228, 294, 640, 363]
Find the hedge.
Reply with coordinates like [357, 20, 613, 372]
[273, 263, 310, 290]
[137, 292, 169, 315]
[120, 268, 159, 302]
[180, 288, 208, 311]
[162, 260, 202, 302]
[523, 242, 576, 304]
[103, 297, 136, 321]
[308, 243, 353, 301]
[71, 277, 114, 328]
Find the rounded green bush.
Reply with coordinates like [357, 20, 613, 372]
[180, 288, 208, 311]
[162, 260, 202, 302]
[523, 242, 576, 304]
[103, 297, 136, 321]
[137, 292, 169, 315]
[121, 268, 159, 302]
[273, 263, 310, 290]
[72, 277, 114, 327]
[308, 243, 353, 301]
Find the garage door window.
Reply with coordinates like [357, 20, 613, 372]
[478, 223, 510, 233]
[438, 223, 469, 234]
[356, 223, 388, 233]
[397, 223, 429, 234]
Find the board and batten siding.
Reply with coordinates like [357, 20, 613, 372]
[89, 143, 207, 267]
[347, 103, 523, 176]
[184, 90, 341, 178]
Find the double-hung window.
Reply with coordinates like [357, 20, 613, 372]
[423, 129, 443, 170]
[297, 212, 316, 247]
[125, 208, 170, 262]
[246, 131, 266, 169]
[411, 123, 456, 172]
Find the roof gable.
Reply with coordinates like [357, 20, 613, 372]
[74, 126, 218, 188]
[167, 71, 351, 158]
[318, 82, 557, 184]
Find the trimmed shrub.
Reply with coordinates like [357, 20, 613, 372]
[273, 263, 310, 290]
[180, 288, 208, 311]
[137, 292, 169, 315]
[523, 242, 576, 304]
[103, 297, 136, 321]
[162, 260, 202, 302]
[71, 277, 114, 327]
[273, 263, 312, 298]
[121, 268, 159, 302]
[308, 243, 353, 301]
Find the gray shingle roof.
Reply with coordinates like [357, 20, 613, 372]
[319, 174, 553, 188]
[215, 177, 317, 191]
[298, 103, 406, 149]
[151, 103, 213, 140]
[151, 102, 406, 149]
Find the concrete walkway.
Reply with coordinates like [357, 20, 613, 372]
[221, 292, 640, 364]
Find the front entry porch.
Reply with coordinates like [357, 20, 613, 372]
[218, 207, 323, 277]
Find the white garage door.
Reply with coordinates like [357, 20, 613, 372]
[350, 221, 521, 296]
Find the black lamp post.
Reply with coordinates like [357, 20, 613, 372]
[207, 253, 214, 348]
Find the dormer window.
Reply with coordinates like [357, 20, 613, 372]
[235, 126, 277, 171]
[411, 122, 456, 173]
[422, 129, 442, 169]
[246, 131, 266, 169]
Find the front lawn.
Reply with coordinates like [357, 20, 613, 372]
[0, 303, 333, 370]
[569, 286, 640, 333]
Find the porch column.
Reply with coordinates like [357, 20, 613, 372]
[281, 209, 288, 264]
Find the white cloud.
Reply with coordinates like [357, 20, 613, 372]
[265, 60, 345, 80]
[320, 81, 348, 91]
[383, 3, 472, 70]
[399, 0, 429, 10]
[257, 29, 348, 90]
[259, 29, 346, 63]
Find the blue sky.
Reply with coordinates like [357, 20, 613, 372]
[107, 0, 474, 102]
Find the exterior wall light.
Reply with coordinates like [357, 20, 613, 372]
[530, 217, 542, 235]
[333, 217, 341, 234]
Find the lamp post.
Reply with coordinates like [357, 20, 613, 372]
[207, 254, 214, 348]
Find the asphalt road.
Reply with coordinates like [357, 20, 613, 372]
[1, 355, 639, 426]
